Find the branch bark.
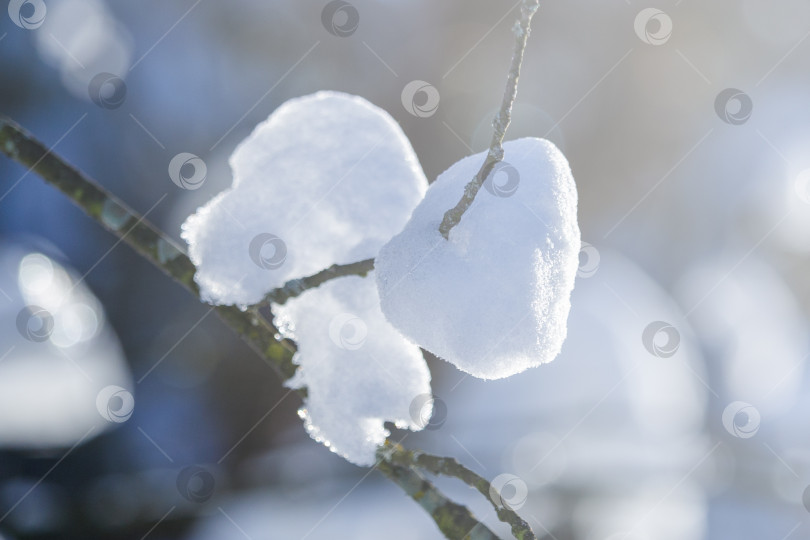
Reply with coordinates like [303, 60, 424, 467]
[0, 116, 299, 381]
[438, 0, 540, 239]
[259, 257, 374, 306]
[0, 116, 533, 540]
[376, 453, 501, 540]
[382, 442, 537, 540]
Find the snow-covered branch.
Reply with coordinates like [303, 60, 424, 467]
[0, 116, 534, 540]
[0, 116, 299, 381]
[438, 0, 540, 239]
[259, 257, 374, 306]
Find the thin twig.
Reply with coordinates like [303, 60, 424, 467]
[259, 257, 374, 306]
[376, 451, 501, 540]
[383, 442, 537, 540]
[0, 116, 299, 381]
[0, 115, 519, 539]
[438, 0, 540, 239]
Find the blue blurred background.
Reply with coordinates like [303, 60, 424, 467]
[1, 1, 810, 538]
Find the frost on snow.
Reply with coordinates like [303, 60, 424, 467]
[181, 91, 431, 465]
[181, 91, 427, 306]
[376, 138, 581, 380]
[276, 275, 431, 466]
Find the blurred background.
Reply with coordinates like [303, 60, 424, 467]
[1, 0, 809, 538]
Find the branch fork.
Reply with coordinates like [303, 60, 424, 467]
[0, 3, 544, 538]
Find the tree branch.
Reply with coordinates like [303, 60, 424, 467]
[383, 442, 537, 540]
[258, 257, 374, 306]
[376, 452, 501, 540]
[0, 115, 528, 539]
[438, 0, 540, 239]
[0, 116, 299, 381]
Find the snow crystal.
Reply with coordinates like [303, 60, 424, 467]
[182, 91, 427, 306]
[275, 274, 431, 466]
[375, 138, 580, 380]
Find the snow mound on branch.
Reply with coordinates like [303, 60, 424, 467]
[276, 274, 431, 466]
[181, 91, 432, 465]
[375, 138, 580, 380]
[182, 91, 427, 306]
